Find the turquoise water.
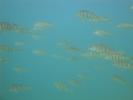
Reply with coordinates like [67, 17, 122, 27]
[0, 0, 133, 100]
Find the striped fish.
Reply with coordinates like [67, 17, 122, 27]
[0, 22, 35, 34]
[77, 10, 109, 23]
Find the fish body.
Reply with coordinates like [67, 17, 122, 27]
[33, 21, 52, 31]
[94, 30, 111, 37]
[77, 10, 109, 23]
[0, 44, 18, 52]
[0, 22, 18, 32]
[9, 84, 31, 93]
[117, 23, 133, 29]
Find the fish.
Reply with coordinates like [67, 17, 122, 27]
[64, 46, 80, 52]
[87, 44, 113, 59]
[112, 59, 133, 69]
[13, 66, 30, 73]
[68, 79, 81, 87]
[33, 21, 52, 31]
[31, 35, 41, 40]
[116, 23, 133, 29]
[9, 84, 32, 93]
[15, 41, 26, 46]
[0, 57, 9, 64]
[0, 22, 19, 32]
[53, 81, 70, 92]
[83, 44, 133, 69]
[130, 5, 133, 10]
[66, 56, 80, 62]
[50, 54, 66, 61]
[76, 74, 88, 81]
[112, 75, 128, 85]
[94, 30, 111, 37]
[0, 44, 18, 52]
[33, 49, 47, 56]
[0, 22, 36, 34]
[87, 44, 126, 61]
[57, 41, 80, 52]
[77, 10, 109, 23]
[57, 41, 72, 48]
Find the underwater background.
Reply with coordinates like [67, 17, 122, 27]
[0, 0, 133, 100]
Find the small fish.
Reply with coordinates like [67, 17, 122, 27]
[112, 59, 133, 69]
[53, 82, 70, 92]
[33, 49, 47, 56]
[57, 41, 72, 48]
[94, 30, 111, 37]
[77, 10, 109, 23]
[76, 74, 88, 81]
[117, 23, 133, 29]
[0, 22, 18, 32]
[15, 41, 25, 46]
[0, 22, 32, 34]
[112, 75, 128, 85]
[31, 35, 41, 40]
[130, 5, 133, 10]
[64, 46, 80, 52]
[0, 57, 9, 64]
[66, 56, 80, 62]
[68, 79, 81, 87]
[50, 54, 66, 60]
[85, 44, 133, 69]
[57, 41, 80, 52]
[13, 66, 30, 73]
[88, 44, 113, 58]
[0, 44, 18, 52]
[68, 74, 88, 87]
[33, 21, 52, 31]
[9, 84, 31, 93]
